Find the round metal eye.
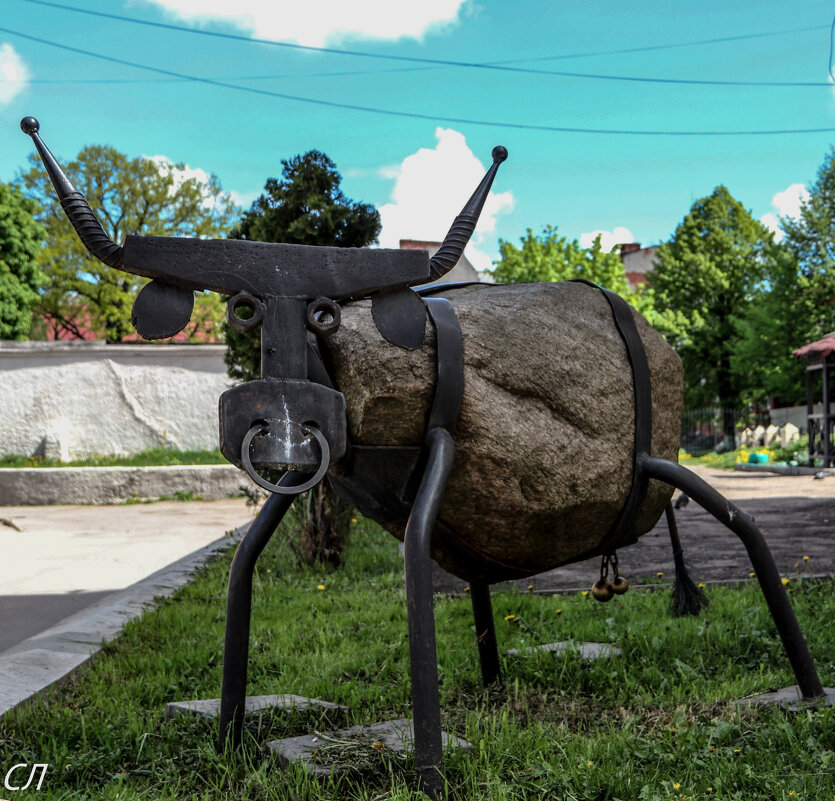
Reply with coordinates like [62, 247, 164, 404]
[306, 297, 341, 338]
[227, 291, 264, 333]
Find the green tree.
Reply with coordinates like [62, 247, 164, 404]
[18, 146, 238, 341]
[0, 181, 45, 339]
[650, 186, 772, 446]
[493, 225, 631, 289]
[491, 225, 657, 321]
[225, 150, 381, 566]
[735, 149, 835, 405]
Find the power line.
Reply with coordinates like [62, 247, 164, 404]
[4, 24, 835, 136]
[15, 0, 835, 88]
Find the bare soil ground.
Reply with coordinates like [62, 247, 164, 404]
[433, 464, 835, 594]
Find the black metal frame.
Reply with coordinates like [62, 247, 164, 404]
[23, 116, 827, 798]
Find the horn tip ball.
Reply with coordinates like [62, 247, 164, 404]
[491, 145, 508, 164]
[20, 117, 40, 135]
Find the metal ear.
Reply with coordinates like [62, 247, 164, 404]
[131, 280, 194, 340]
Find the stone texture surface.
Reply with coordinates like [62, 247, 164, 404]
[166, 694, 347, 720]
[268, 719, 471, 776]
[735, 685, 835, 712]
[0, 340, 229, 460]
[505, 641, 620, 659]
[0, 464, 247, 505]
[322, 282, 683, 579]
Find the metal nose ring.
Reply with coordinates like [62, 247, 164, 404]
[240, 423, 330, 496]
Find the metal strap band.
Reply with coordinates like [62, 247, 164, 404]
[425, 298, 464, 434]
[572, 280, 652, 552]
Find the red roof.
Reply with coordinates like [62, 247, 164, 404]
[793, 334, 835, 359]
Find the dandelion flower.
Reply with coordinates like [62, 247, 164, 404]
[587, 760, 593, 767]
[504, 614, 517, 621]
[556, 609, 563, 615]
[734, 748, 741, 753]
[464, 586, 470, 592]
[803, 555, 810, 562]
[707, 789, 713, 793]
[351, 517, 358, 524]
[673, 783, 681, 789]
[527, 584, 534, 590]
[581, 590, 589, 597]
[749, 572, 756, 578]
[657, 572, 664, 578]
[317, 584, 325, 590]
[782, 577, 790, 586]
[697, 582, 706, 589]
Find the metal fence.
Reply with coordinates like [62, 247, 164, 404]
[680, 407, 752, 455]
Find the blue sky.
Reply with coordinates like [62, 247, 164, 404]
[1, 0, 834, 271]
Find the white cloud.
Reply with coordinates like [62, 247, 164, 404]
[0, 43, 30, 106]
[147, 155, 241, 211]
[579, 226, 634, 253]
[760, 183, 809, 243]
[141, 0, 468, 47]
[377, 128, 514, 273]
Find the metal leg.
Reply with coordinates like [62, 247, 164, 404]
[470, 581, 501, 686]
[404, 427, 456, 798]
[217, 472, 310, 751]
[640, 456, 825, 699]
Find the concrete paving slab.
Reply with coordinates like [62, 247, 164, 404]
[166, 694, 348, 719]
[0, 517, 248, 718]
[268, 719, 471, 776]
[505, 641, 620, 659]
[0, 498, 251, 596]
[0, 464, 246, 505]
[735, 685, 835, 712]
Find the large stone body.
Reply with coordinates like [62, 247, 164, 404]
[321, 282, 683, 581]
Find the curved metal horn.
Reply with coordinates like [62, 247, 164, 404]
[428, 145, 507, 282]
[20, 117, 123, 269]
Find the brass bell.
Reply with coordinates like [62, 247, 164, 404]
[591, 577, 614, 602]
[611, 575, 629, 595]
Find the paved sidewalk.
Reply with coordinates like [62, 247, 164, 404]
[433, 464, 835, 594]
[0, 498, 252, 653]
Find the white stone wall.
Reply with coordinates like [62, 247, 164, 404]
[0, 341, 234, 459]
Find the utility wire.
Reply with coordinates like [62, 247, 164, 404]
[14, 0, 835, 88]
[4, 24, 835, 137]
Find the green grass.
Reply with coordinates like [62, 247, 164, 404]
[0, 447, 227, 469]
[2, 513, 834, 800]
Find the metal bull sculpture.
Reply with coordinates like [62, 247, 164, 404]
[22, 117, 829, 796]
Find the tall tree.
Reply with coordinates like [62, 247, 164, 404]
[491, 225, 657, 321]
[18, 146, 237, 341]
[733, 150, 835, 408]
[225, 150, 381, 381]
[225, 150, 381, 566]
[650, 186, 771, 447]
[0, 181, 45, 339]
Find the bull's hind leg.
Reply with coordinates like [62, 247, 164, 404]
[640, 456, 825, 700]
[218, 473, 310, 751]
[404, 427, 456, 798]
[470, 581, 501, 686]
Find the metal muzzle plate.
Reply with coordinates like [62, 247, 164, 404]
[219, 378, 347, 471]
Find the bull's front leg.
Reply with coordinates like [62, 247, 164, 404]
[218, 472, 311, 751]
[404, 426, 456, 798]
